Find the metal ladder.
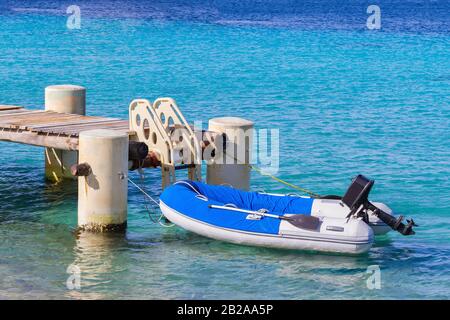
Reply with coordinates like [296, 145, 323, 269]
[129, 98, 202, 189]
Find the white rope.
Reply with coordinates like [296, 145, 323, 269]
[174, 180, 203, 196]
[158, 219, 175, 228]
[128, 178, 159, 206]
[128, 176, 175, 228]
[195, 194, 208, 201]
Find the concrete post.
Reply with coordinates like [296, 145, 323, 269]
[207, 117, 254, 191]
[44, 85, 86, 182]
[78, 129, 128, 232]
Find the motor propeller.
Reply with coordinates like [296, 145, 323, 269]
[368, 204, 417, 236]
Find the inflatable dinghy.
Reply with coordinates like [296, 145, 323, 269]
[159, 175, 416, 254]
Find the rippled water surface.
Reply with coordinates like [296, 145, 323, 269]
[0, 1, 449, 299]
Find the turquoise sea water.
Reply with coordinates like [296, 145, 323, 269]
[0, 1, 449, 299]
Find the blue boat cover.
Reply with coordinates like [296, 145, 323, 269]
[160, 181, 314, 235]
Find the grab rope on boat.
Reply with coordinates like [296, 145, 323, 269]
[128, 173, 175, 228]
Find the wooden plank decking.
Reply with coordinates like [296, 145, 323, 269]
[0, 106, 132, 150]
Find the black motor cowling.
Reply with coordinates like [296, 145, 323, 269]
[342, 175, 417, 236]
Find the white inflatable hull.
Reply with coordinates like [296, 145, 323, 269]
[257, 193, 392, 235]
[311, 198, 392, 235]
[160, 201, 374, 254]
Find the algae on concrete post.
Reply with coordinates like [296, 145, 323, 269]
[44, 84, 86, 182]
[207, 117, 254, 191]
[77, 129, 129, 232]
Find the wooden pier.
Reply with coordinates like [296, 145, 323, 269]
[0, 85, 253, 232]
[0, 105, 131, 151]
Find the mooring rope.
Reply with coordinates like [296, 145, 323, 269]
[228, 152, 320, 198]
[128, 175, 175, 228]
[248, 164, 321, 198]
[128, 177, 159, 206]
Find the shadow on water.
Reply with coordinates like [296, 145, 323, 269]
[0, 163, 77, 225]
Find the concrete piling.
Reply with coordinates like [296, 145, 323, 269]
[207, 117, 254, 191]
[44, 85, 86, 182]
[77, 129, 129, 232]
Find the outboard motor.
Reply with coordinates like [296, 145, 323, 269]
[342, 175, 417, 236]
